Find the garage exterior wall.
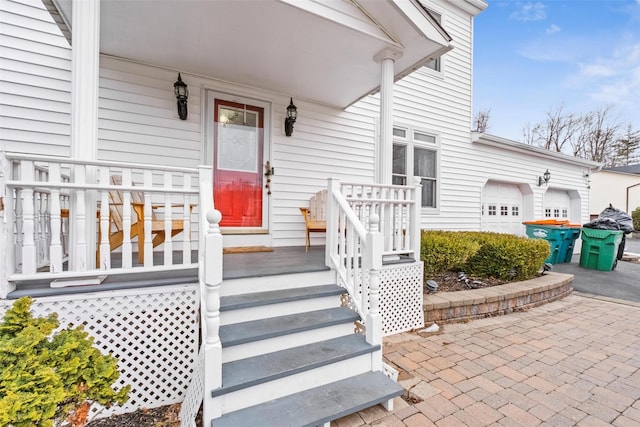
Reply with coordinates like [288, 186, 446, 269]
[590, 171, 640, 217]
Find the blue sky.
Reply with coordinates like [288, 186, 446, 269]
[472, 0, 640, 142]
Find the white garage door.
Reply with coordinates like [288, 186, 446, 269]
[543, 189, 571, 220]
[482, 182, 524, 235]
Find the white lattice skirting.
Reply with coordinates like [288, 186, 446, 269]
[0, 284, 199, 420]
[380, 261, 424, 336]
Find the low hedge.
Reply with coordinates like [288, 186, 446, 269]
[421, 230, 550, 282]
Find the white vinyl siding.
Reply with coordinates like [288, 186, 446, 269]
[0, 0, 71, 155]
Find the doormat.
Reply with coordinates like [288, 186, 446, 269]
[223, 246, 274, 254]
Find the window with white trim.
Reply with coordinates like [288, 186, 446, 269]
[392, 126, 439, 208]
[424, 9, 442, 72]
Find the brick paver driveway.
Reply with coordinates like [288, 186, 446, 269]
[334, 294, 640, 426]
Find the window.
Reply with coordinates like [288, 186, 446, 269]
[392, 126, 439, 208]
[562, 208, 568, 218]
[545, 208, 552, 218]
[488, 205, 497, 216]
[501, 205, 509, 216]
[424, 9, 442, 72]
[512, 206, 520, 216]
[553, 208, 560, 218]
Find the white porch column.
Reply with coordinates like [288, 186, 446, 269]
[374, 49, 402, 185]
[69, 0, 100, 270]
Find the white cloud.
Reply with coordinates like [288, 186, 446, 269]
[546, 24, 561, 35]
[510, 2, 547, 22]
[578, 63, 617, 78]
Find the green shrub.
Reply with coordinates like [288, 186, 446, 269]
[420, 230, 481, 279]
[420, 231, 550, 282]
[0, 297, 130, 427]
[459, 232, 550, 281]
[633, 207, 640, 231]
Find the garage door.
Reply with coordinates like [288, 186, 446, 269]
[482, 182, 524, 235]
[543, 189, 571, 220]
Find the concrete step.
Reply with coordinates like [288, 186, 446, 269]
[213, 371, 404, 427]
[220, 284, 345, 325]
[213, 334, 379, 413]
[219, 307, 360, 362]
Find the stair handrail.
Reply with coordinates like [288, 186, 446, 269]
[326, 178, 383, 347]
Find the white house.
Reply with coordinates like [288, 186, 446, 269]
[0, 0, 597, 425]
[589, 165, 640, 220]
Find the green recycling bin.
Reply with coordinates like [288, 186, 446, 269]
[525, 224, 566, 264]
[559, 227, 582, 263]
[579, 228, 624, 271]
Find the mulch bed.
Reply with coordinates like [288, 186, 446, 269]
[86, 404, 190, 427]
[425, 270, 508, 293]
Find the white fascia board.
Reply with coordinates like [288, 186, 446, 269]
[473, 132, 603, 169]
[445, 0, 488, 17]
[391, 0, 452, 45]
[278, 0, 402, 47]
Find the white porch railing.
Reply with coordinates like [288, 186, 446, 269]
[340, 180, 422, 259]
[324, 178, 422, 347]
[0, 152, 207, 298]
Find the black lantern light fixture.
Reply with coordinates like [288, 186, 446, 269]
[284, 98, 297, 137]
[538, 169, 551, 186]
[174, 73, 189, 120]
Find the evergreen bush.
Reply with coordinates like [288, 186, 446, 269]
[632, 207, 640, 231]
[0, 297, 130, 427]
[459, 232, 550, 281]
[420, 230, 480, 279]
[421, 230, 550, 282]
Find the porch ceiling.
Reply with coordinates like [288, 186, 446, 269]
[51, 0, 451, 108]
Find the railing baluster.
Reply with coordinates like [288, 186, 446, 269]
[163, 171, 173, 265]
[98, 167, 111, 269]
[49, 163, 63, 272]
[20, 160, 36, 275]
[143, 170, 153, 267]
[121, 169, 133, 269]
[182, 173, 192, 263]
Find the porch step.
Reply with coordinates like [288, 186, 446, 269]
[220, 284, 344, 311]
[212, 371, 404, 427]
[220, 307, 359, 362]
[212, 334, 380, 413]
[215, 334, 377, 396]
[219, 284, 344, 325]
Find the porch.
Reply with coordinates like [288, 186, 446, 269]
[0, 152, 425, 425]
[7, 246, 327, 299]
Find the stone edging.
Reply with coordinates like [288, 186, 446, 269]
[423, 272, 574, 324]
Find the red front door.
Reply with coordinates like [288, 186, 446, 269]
[213, 99, 265, 228]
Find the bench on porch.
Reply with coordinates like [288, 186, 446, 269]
[299, 190, 327, 252]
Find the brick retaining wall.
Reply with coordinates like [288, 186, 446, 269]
[423, 272, 574, 324]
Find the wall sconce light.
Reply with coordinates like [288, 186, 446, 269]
[538, 169, 551, 186]
[284, 98, 297, 137]
[584, 171, 591, 189]
[174, 73, 189, 120]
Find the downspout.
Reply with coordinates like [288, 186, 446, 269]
[626, 182, 640, 214]
[374, 49, 402, 185]
[69, 0, 100, 270]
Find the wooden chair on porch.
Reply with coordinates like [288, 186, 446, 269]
[99, 176, 192, 263]
[299, 189, 327, 252]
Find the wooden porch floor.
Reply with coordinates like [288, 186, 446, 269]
[9, 246, 328, 299]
